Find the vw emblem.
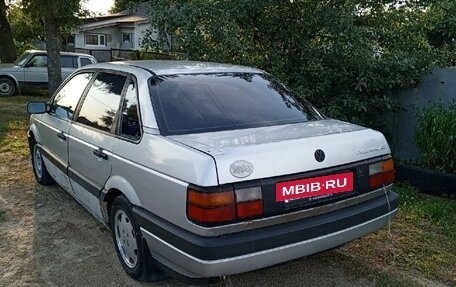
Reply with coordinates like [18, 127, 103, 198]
[230, 160, 254, 178]
[314, 149, 325, 162]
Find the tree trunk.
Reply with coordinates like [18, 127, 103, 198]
[44, 18, 62, 96]
[0, 0, 17, 63]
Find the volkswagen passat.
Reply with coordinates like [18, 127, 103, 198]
[27, 61, 398, 280]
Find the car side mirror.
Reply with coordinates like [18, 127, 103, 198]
[27, 102, 48, 114]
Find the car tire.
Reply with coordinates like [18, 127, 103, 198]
[0, 77, 16, 97]
[31, 140, 54, 185]
[110, 195, 156, 280]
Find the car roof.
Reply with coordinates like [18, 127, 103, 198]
[86, 60, 264, 75]
[26, 50, 95, 58]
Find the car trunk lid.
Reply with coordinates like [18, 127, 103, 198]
[169, 119, 390, 185]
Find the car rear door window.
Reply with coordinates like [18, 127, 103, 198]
[120, 79, 141, 140]
[76, 72, 127, 133]
[50, 72, 94, 120]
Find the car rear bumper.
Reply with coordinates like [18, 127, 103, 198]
[135, 190, 398, 278]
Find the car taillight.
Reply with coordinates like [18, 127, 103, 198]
[187, 187, 235, 225]
[369, 157, 395, 189]
[187, 185, 264, 226]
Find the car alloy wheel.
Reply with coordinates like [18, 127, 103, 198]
[33, 145, 43, 179]
[114, 209, 138, 268]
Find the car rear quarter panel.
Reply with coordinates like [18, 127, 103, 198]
[110, 134, 218, 231]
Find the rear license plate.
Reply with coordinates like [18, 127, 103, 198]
[276, 172, 354, 202]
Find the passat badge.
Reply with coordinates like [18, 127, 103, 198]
[230, 160, 254, 178]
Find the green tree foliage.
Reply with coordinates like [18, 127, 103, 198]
[148, 0, 438, 128]
[21, 0, 84, 94]
[423, 0, 456, 65]
[7, 3, 43, 43]
[110, 0, 146, 13]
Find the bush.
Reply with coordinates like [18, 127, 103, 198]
[14, 40, 36, 57]
[148, 1, 436, 129]
[415, 103, 456, 173]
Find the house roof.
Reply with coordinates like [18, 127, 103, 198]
[78, 4, 151, 32]
[79, 14, 150, 31]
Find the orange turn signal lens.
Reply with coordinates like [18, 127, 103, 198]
[187, 189, 235, 208]
[382, 158, 394, 172]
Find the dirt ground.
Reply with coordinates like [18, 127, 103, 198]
[0, 158, 448, 287]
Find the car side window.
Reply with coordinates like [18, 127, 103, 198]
[27, 55, 47, 67]
[80, 57, 92, 67]
[120, 79, 141, 140]
[50, 72, 94, 120]
[76, 72, 127, 133]
[61, 56, 78, 68]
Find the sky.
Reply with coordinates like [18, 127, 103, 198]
[83, 0, 115, 15]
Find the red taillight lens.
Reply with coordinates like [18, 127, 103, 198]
[236, 200, 263, 219]
[187, 204, 236, 225]
[369, 158, 395, 189]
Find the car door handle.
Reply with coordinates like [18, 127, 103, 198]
[57, 132, 66, 141]
[93, 148, 108, 160]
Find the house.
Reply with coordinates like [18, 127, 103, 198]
[71, 6, 157, 52]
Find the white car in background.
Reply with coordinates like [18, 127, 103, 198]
[0, 50, 97, 97]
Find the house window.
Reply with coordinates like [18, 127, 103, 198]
[85, 34, 107, 46]
[122, 33, 133, 43]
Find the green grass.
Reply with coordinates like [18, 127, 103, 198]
[393, 183, 456, 282]
[397, 183, 456, 238]
[343, 183, 456, 285]
[0, 95, 49, 160]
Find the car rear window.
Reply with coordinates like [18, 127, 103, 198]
[149, 73, 322, 135]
